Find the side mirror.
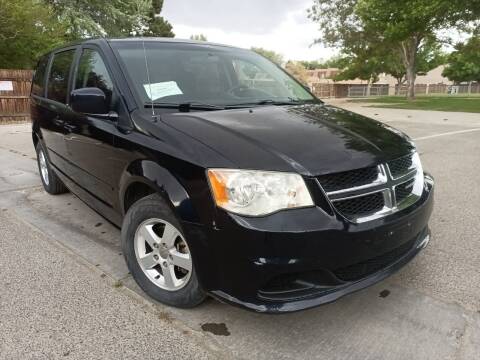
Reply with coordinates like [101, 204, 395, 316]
[70, 87, 109, 115]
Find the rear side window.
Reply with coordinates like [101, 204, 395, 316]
[75, 49, 114, 106]
[47, 50, 75, 104]
[32, 55, 49, 96]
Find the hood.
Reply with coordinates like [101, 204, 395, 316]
[161, 104, 415, 176]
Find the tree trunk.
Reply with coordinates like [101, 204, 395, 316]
[406, 64, 416, 100]
[400, 35, 421, 100]
[395, 76, 405, 95]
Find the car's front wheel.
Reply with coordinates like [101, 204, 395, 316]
[121, 194, 206, 308]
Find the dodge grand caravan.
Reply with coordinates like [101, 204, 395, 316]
[31, 38, 434, 313]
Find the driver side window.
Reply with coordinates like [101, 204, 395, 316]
[75, 49, 114, 107]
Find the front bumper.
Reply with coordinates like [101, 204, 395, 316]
[184, 174, 434, 313]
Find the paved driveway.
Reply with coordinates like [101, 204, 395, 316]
[1, 103, 479, 360]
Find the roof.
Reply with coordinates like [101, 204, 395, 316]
[106, 37, 238, 49]
[42, 37, 244, 58]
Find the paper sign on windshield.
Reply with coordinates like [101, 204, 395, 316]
[143, 81, 183, 101]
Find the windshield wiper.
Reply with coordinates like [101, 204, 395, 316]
[256, 99, 298, 105]
[225, 99, 304, 108]
[145, 102, 225, 112]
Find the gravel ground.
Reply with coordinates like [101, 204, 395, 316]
[0, 210, 225, 360]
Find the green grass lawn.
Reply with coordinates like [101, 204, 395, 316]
[347, 95, 480, 113]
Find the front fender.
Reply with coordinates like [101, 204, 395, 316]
[119, 160, 218, 292]
[119, 160, 199, 223]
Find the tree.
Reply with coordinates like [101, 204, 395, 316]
[190, 34, 208, 41]
[334, 37, 446, 87]
[309, 0, 480, 99]
[143, 0, 174, 37]
[299, 56, 346, 70]
[299, 60, 323, 70]
[44, 0, 173, 39]
[285, 61, 309, 84]
[416, 40, 447, 74]
[443, 36, 480, 83]
[0, 0, 174, 68]
[0, 0, 66, 69]
[44, 0, 137, 39]
[333, 42, 388, 83]
[251, 47, 284, 65]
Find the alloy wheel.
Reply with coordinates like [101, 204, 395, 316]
[134, 218, 192, 291]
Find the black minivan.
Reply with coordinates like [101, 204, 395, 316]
[31, 38, 434, 313]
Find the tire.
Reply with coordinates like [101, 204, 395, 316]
[121, 194, 206, 308]
[36, 143, 68, 195]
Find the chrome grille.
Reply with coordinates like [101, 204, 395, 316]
[317, 152, 423, 223]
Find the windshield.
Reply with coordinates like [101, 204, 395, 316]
[111, 41, 319, 107]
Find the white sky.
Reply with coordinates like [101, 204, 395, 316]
[161, 0, 338, 62]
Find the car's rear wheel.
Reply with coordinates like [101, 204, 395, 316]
[121, 194, 206, 308]
[36, 143, 68, 194]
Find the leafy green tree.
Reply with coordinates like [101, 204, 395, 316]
[299, 60, 323, 70]
[44, 0, 173, 39]
[142, 0, 174, 37]
[299, 56, 347, 70]
[190, 34, 208, 41]
[44, 0, 138, 39]
[0, 0, 66, 69]
[0, 0, 174, 69]
[334, 37, 446, 86]
[333, 45, 385, 83]
[309, 0, 480, 99]
[251, 47, 284, 65]
[443, 36, 480, 83]
[416, 40, 447, 74]
[316, 55, 346, 69]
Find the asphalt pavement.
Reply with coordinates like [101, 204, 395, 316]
[0, 102, 479, 359]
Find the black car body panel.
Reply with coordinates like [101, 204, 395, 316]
[163, 104, 415, 175]
[31, 38, 434, 313]
[202, 183, 433, 313]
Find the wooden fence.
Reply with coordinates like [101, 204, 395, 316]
[0, 69, 33, 124]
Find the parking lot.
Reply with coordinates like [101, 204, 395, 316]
[1, 102, 479, 359]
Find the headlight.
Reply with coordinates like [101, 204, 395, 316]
[411, 151, 425, 195]
[207, 169, 314, 216]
